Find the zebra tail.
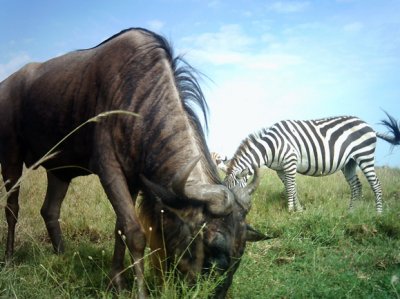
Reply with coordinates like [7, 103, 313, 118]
[376, 111, 400, 146]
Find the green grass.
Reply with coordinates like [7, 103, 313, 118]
[1, 167, 400, 298]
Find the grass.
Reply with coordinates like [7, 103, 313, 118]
[1, 166, 400, 298]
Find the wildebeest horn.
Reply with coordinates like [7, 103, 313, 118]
[234, 166, 260, 212]
[244, 166, 260, 195]
[172, 156, 234, 215]
[171, 156, 202, 197]
[184, 184, 234, 215]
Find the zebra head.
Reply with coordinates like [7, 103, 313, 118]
[224, 168, 251, 189]
[211, 152, 229, 173]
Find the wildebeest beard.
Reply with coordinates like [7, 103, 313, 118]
[0, 27, 266, 298]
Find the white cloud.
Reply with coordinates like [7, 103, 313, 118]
[182, 24, 255, 52]
[208, 0, 221, 8]
[268, 1, 310, 13]
[243, 11, 253, 17]
[147, 19, 165, 32]
[181, 25, 303, 71]
[242, 53, 303, 70]
[343, 22, 364, 33]
[206, 73, 322, 157]
[0, 53, 31, 81]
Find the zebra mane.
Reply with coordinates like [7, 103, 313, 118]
[311, 115, 355, 125]
[227, 130, 265, 173]
[254, 127, 270, 138]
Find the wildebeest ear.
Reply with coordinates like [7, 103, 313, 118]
[245, 224, 271, 242]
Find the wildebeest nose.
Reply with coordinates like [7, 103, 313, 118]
[214, 254, 230, 272]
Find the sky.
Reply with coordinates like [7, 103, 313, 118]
[1, 0, 399, 167]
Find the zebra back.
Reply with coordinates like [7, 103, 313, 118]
[225, 116, 377, 187]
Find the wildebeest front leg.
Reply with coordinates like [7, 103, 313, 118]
[2, 162, 23, 262]
[100, 172, 147, 298]
[40, 171, 70, 254]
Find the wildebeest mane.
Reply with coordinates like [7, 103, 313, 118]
[174, 58, 222, 184]
[85, 28, 220, 184]
[150, 29, 220, 184]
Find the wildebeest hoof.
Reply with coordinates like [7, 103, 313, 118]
[107, 273, 127, 294]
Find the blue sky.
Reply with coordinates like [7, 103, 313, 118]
[1, 0, 399, 167]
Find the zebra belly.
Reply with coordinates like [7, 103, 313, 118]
[296, 159, 338, 176]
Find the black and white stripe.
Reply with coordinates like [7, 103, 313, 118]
[210, 151, 229, 172]
[224, 113, 400, 213]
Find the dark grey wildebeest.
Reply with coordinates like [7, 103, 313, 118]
[0, 28, 265, 298]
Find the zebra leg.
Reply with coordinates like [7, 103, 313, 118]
[292, 184, 303, 212]
[357, 161, 383, 213]
[277, 170, 302, 212]
[276, 170, 286, 196]
[342, 160, 362, 211]
[282, 166, 301, 212]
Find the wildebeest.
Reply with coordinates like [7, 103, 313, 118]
[0, 28, 265, 298]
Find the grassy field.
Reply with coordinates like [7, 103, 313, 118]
[1, 166, 399, 298]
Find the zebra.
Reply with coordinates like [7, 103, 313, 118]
[210, 151, 229, 172]
[224, 112, 400, 213]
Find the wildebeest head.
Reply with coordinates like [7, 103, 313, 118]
[140, 158, 265, 297]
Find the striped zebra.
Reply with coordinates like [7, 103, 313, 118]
[224, 113, 400, 213]
[211, 151, 229, 172]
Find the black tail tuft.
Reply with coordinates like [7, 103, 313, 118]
[377, 110, 400, 146]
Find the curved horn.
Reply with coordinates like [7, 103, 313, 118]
[172, 156, 234, 215]
[244, 166, 260, 195]
[184, 184, 234, 215]
[172, 156, 201, 197]
[234, 166, 260, 212]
